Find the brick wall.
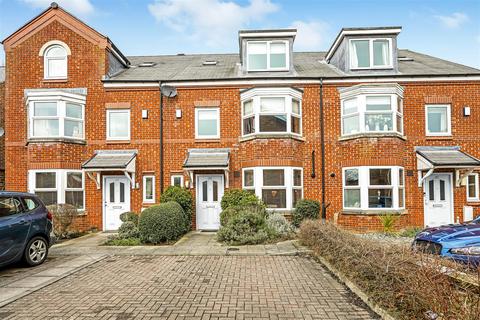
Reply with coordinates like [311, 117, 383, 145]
[0, 80, 4, 189]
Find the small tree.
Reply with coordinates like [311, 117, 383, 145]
[378, 213, 399, 234]
[47, 204, 78, 238]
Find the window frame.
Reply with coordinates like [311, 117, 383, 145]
[425, 104, 452, 136]
[43, 44, 68, 80]
[106, 109, 131, 141]
[171, 175, 184, 188]
[143, 175, 155, 203]
[195, 107, 220, 139]
[246, 40, 289, 72]
[349, 38, 393, 70]
[342, 166, 404, 211]
[467, 173, 479, 202]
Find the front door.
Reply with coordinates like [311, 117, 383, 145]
[104, 176, 130, 231]
[424, 173, 453, 227]
[197, 175, 224, 230]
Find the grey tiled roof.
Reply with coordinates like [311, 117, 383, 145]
[416, 147, 480, 166]
[183, 149, 230, 168]
[82, 150, 137, 169]
[0, 67, 4, 83]
[108, 50, 479, 82]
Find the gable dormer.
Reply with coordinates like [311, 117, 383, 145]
[239, 29, 296, 73]
[325, 27, 402, 74]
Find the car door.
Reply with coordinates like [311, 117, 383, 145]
[0, 196, 32, 264]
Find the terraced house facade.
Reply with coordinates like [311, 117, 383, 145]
[2, 3, 480, 232]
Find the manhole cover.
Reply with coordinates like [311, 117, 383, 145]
[227, 247, 239, 251]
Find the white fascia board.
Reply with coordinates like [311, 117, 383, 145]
[25, 90, 87, 104]
[239, 32, 297, 38]
[240, 87, 303, 101]
[338, 83, 404, 99]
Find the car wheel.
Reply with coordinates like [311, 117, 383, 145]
[24, 236, 48, 267]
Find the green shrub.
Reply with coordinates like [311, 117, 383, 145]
[118, 221, 140, 239]
[119, 211, 139, 225]
[104, 237, 141, 246]
[220, 189, 264, 210]
[220, 203, 267, 226]
[399, 227, 423, 238]
[138, 202, 189, 244]
[378, 214, 399, 234]
[266, 213, 294, 237]
[292, 199, 320, 227]
[217, 211, 273, 245]
[220, 206, 241, 226]
[160, 186, 193, 223]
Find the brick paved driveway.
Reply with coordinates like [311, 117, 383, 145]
[0, 255, 377, 319]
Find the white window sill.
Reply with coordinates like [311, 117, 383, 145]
[341, 209, 407, 215]
[27, 137, 86, 145]
[239, 133, 305, 142]
[338, 132, 406, 142]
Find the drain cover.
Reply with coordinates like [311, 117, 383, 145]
[227, 247, 239, 251]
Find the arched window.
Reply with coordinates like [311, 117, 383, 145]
[44, 44, 67, 79]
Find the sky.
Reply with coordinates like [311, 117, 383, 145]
[0, 0, 479, 68]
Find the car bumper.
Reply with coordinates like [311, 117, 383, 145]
[413, 239, 480, 267]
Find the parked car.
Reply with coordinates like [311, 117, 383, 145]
[412, 216, 480, 267]
[0, 192, 53, 268]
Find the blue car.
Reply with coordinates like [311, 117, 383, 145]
[0, 192, 53, 268]
[413, 216, 480, 267]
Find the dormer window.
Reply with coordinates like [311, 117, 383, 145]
[247, 41, 288, 71]
[39, 40, 71, 80]
[350, 38, 392, 69]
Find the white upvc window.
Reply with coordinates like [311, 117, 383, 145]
[171, 175, 184, 187]
[341, 94, 403, 136]
[240, 88, 302, 137]
[107, 109, 130, 140]
[342, 166, 404, 211]
[425, 104, 451, 136]
[28, 100, 85, 140]
[195, 108, 220, 139]
[246, 40, 289, 71]
[242, 167, 303, 211]
[44, 44, 68, 79]
[29, 169, 84, 210]
[349, 38, 392, 69]
[467, 173, 479, 202]
[143, 175, 155, 203]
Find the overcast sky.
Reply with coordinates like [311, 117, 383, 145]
[1, 0, 479, 68]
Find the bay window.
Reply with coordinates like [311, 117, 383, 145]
[247, 41, 288, 71]
[350, 38, 392, 69]
[343, 166, 404, 211]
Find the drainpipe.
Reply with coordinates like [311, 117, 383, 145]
[319, 78, 327, 222]
[159, 81, 164, 194]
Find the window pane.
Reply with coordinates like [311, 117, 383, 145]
[202, 181, 208, 202]
[343, 98, 357, 115]
[36, 172, 56, 188]
[197, 110, 218, 137]
[396, 114, 403, 134]
[440, 180, 445, 201]
[145, 177, 153, 200]
[243, 116, 255, 135]
[270, 42, 286, 68]
[291, 116, 301, 134]
[344, 169, 359, 186]
[67, 172, 82, 188]
[368, 189, 393, 208]
[428, 180, 435, 201]
[34, 102, 57, 116]
[343, 115, 359, 135]
[468, 175, 477, 198]
[46, 45, 66, 57]
[427, 106, 448, 133]
[293, 169, 302, 186]
[23, 198, 38, 211]
[108, 111, 129, 138]
[373, 40, 390, 66]
[36, 191, 57, 207]
[262, 189, 286, 209]
[119, 183, 125, 203]
[47, 59, 67, 77]
[65, 120, 83, 138]
[33, 119, 59, 136]
[263, 169, 285, 186]
[292, 189, 302, 208]
[66, 103, 82, 119]
[109, 182, 115, 202]
[243, 100, 253, 116]
[344, 189, 361, 208]
[398, 188, 404, 208]
[173, 176, 182, 187]
[365, 114, 393, 131]
[351, 40, 370, 68]
[244, 170, 254, 187]
[260, 97, 285, 113]
[399, 169, 404, 186]
[248, 43, 267, 70]
[292, 99, 300, 115]
[370, 169, 391, 185]
[213, 181, 218, 202]
[366, 96, 391, 111]
[259, 115, 287, 132]
[65, 191, 83, 209]
[0, 197, 21, 217]
[397, 97, 403, 114]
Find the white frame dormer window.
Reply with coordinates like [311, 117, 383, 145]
[349, 38, 393, 70]
[41, 42, 70, 80]
[195, 108, 220, 139]
[246, 40, 289, 72]
[425, 104, 451, 136]
[107, 109, 130, 141]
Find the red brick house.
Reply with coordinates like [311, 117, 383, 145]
[2, 3, 480, 232]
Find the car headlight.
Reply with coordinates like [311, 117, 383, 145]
[450, 246, 480, 256]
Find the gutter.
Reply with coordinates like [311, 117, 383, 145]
[319, 78, 327, 221]
[159, 81, 164, 194]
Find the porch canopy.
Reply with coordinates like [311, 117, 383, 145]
[183, 148, 230, 187]
[82, 150, 137, 189]
[416, 146, 480, 187]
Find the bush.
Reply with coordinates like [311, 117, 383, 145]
[220, 206, 241, 226]
[266, 213, 294, 237]
[118, 221, 140, 239]
[160, 186, 193, 223]
[299, 220, 480, 320]
[399, 227, 423, 238]
[220, 189, 264, 210]
[104, 236, 141, 246]
[217, 211, 273, 245]
[138, 202, 189, 244]
[47, 204, 78, 238]
[378, 213, 399, 234]
[119, 211, 139, 225]
[220, 204, 266, 226]
[292, 199, 320, 227]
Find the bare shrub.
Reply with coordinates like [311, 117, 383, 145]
[299, 220, 480, 320]
[47, 204, 78, 238]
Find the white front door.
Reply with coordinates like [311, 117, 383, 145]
[104, 176, 131, 231]
[424, 173, 453, 227]
[197, 175, 224, 230]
